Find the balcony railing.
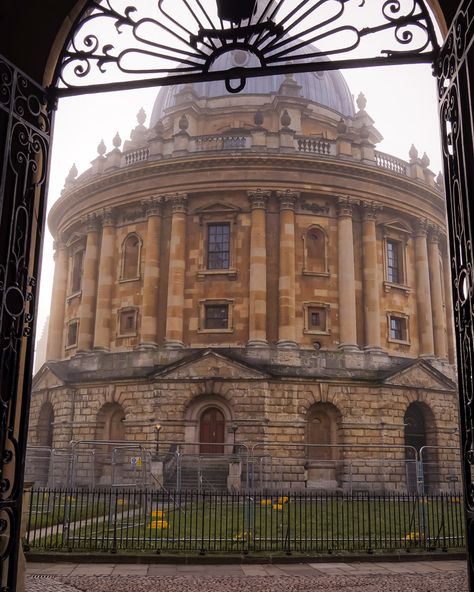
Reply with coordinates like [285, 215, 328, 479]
[375, 151, 409, 175]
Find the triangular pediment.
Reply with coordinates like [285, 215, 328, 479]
[32, 364, 66, 391]
[382, 360, 456, 391]
[193, 202, 241, 216]
[153, 350, 269, 380]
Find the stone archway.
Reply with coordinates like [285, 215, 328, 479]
[306, 402, 341, 490]
[404, 401, 438, 492]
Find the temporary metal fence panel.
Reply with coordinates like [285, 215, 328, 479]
[25, 489, 465, 555]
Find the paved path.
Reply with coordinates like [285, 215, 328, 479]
[26, 560, 468, 592]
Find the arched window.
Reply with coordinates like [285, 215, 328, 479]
[37, 402, 54, 448]
[303, 226, 327, 274]
[71, 248, 84, 293]
[199, 407, 225, 454]
[121, 234, 141, 279]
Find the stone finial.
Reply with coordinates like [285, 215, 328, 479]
[337, 118, 347, 134]
[137, 107, 146, 126]
[65, 163, 78, 185]
[97, 139, 106, 156]
[112, 132, 122, 149]
[356, 92, 367, 112]
[436, 171, 445, 186]
[254, 109, 264, 127]
[409, 143, 419, 162]
[280, 109, 291, 129]
[178, 113, 189, 132]
[421, 151, 430, 168]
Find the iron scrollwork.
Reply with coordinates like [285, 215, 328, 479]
[436, 0, 474, 585]
[0, 54, 52, 591]
[54, 0, 439, 96]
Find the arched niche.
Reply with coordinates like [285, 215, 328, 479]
[36, 401, 54, 448]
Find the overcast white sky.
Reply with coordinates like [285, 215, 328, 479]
[35, 59, 443, 346]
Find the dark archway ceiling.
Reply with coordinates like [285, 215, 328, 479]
[0, 1, 459, 85]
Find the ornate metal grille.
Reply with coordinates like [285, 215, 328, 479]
[0, 55, 52, 590]
[53, 0, 439, 96]
[436, 0, 474, 585]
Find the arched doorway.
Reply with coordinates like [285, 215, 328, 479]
[36, 401, 54, 448]
[1, 1, 474, 588]
[306, 403, 341, 489]
[404, 402, 437, 492]
[199, 406, 225, 454]
[94, 402, 126, 484]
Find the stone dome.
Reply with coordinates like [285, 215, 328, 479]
[150, 49, 355, 126]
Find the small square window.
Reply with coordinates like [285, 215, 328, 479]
[389, 316, 407, 341]
[118, 309, 137, 336]
[66, 321, 78, 347]
[205, 304, 229, 329]
[306, 306, 328, 333]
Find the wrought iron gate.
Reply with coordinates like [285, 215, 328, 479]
[0, 55, 52, 590]
[436, 0, 474, 586]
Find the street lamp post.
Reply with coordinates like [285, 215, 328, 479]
[155, 423, 161, 458]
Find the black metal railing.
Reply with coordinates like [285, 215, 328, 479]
[25, 489, 465, 555]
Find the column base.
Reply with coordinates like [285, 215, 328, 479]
[164, 339, 184, 350]
[363, 345, 384, 355]
[338, 343, 360, 352]
[277, 340, 298, 349]
[137, 342, 158, 350]
[246, 339, 268, 348]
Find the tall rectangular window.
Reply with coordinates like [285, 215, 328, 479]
[71, 249, 84, 293]
[67, 321, 78, 347]
[205, 304, 229, 329]
[207, 223, 230, 269]
[386, 239, 402, 284]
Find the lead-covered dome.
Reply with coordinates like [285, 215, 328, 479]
[150, 49, 355, 126]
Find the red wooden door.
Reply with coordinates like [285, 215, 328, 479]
[199, 407, 225, 453]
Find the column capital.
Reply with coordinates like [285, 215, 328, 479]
[83, 212, 100, 233]
[52, 238, 67, 252]
[97, 207, 116, 227]
[337, 195, 359, 217]
[248, 188, 270, 209]
[361, 200, 382, 221]
[141, 195, 163, 217]
[414, 217, 429, 237]
[427, 223, 442, 244]
[277, 189, 299, 211]
[167, 192, 188, 214]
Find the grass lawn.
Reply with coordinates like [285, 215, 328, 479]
[26, 491, 465, 554]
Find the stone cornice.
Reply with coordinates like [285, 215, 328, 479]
[49, 154, 446, 236]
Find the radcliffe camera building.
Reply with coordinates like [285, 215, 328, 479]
[29, 55, 460, 492]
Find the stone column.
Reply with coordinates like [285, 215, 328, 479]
[93, 208, 116, 350]
[361, 201, 382, 352]
[337, 196, 359, 351]
[428, 226, 448, 359]
[164, 193, 187, 348]
[277, 189, 299, 348]
[414, 219, 434, 357]
[247, 189, 269, 347]
[140, 196, 163, 348]
[77, 214, 100, 352]
[46, 240, 68, 360]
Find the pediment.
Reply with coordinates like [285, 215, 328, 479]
[382, 360, 455, 391]
[32, 364, 66, 391]
[192, 202, 241, 217]
[154, 350, 269, 380]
